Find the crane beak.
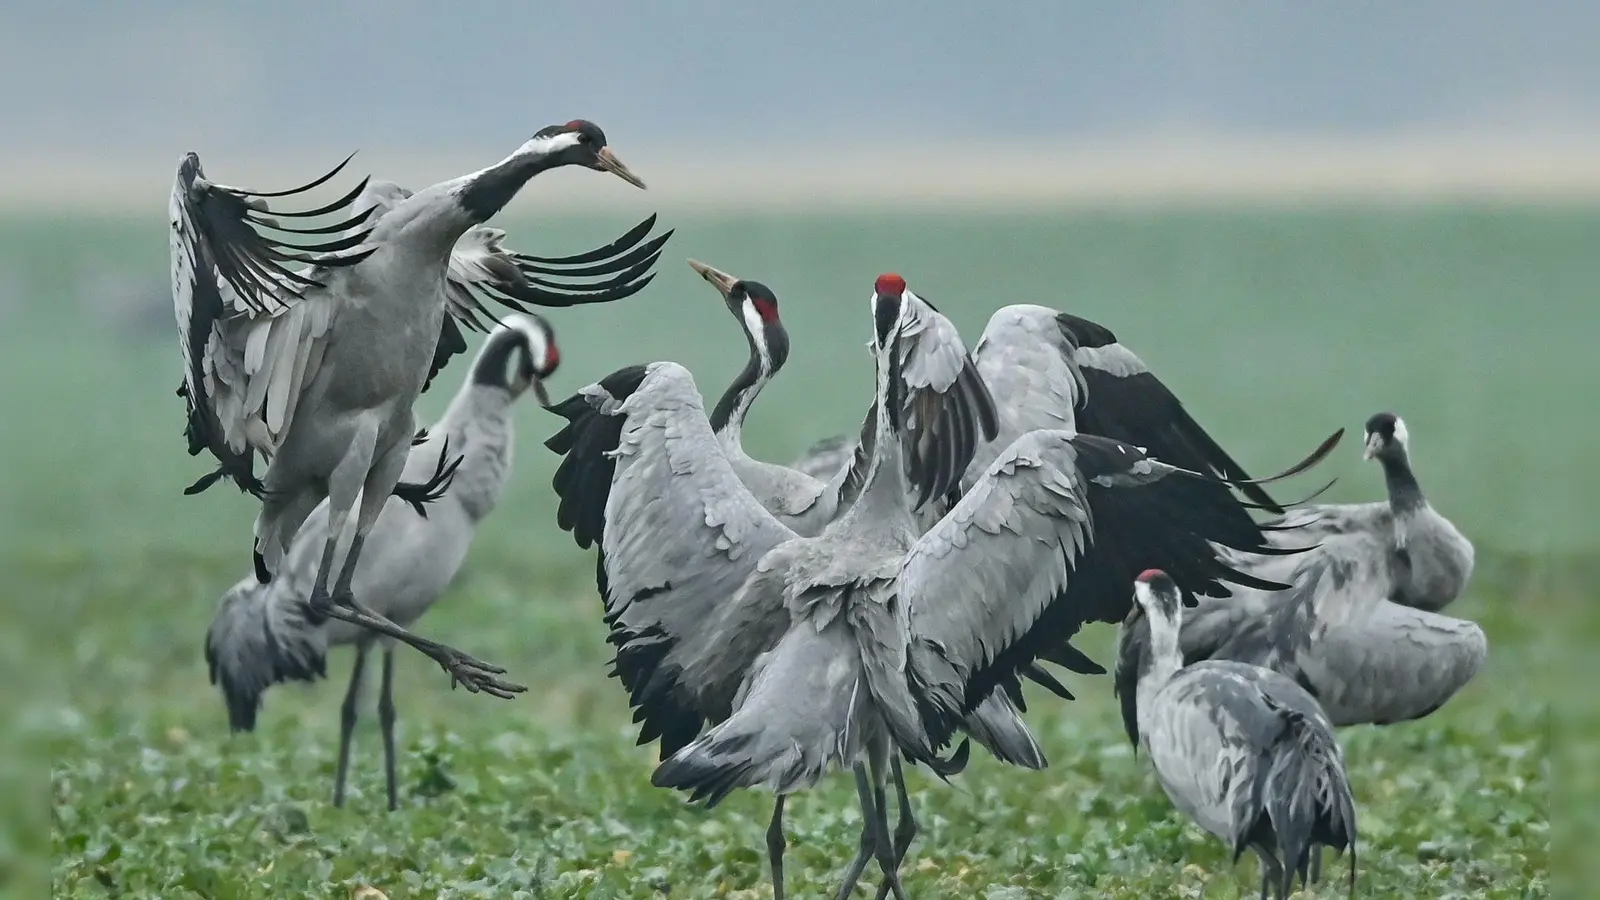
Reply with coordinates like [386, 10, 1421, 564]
[593, 147, 647, 190]
[687, 259, 739, 299]
[531, 377, 552, 408]
[1361, 431, 1382, 460]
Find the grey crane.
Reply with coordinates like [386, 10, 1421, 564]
[1121, 568, 1358, 900]
[546, 268, 1052, 778]
[546, 274, 1066, 897]
[1230, 411, 1475, 612]
[560, 277, 1337, 897]
[548, 259, 854, 541]
[1114, 408, 1487, 731]
[203, 314, 558, 810]
[170, 120, 667, 694]
[1115, 532, 1488, 733]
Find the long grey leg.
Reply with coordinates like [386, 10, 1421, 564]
[833, 764, 878, 900]
[766, 796, 786, 900]
[1307, 847, 1323, 884]
[332, 644, 369, 807]
[378, 646, 399, 812]
[317, 446, 524, 699]
[872, 756, 918, 900]
[867, 754, 908, 900]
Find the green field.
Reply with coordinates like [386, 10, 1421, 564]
[18, 204, 1578, 897]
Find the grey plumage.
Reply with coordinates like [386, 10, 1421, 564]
[171, 124, 662, 693]
[787, 433, 858, 482]
[1115, 412, 1486, 736]
[1124, 571, 1358, 900]
[203, 315, 557, 808]
[594, 280, 1319, 898]
[1117, 528, 1488, 735]
[1244, 412, 1475, 612]
[546, 269, 1045, 775]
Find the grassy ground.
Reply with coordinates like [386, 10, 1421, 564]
[12, 204, 1576, 897]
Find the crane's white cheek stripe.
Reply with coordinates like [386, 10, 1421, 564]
[741, 301, 770, 370]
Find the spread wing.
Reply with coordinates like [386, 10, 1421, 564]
[897, 429, 1306, 756]
[427, 213, 673, 392]
[546, 362, 799, 758]
[889, 291, 1001, 509]
[1055, 310, 1288, 512]
[964, 304, 1087, 482]
[170, 151, 377, 496]
[968, 303, 1325, 557]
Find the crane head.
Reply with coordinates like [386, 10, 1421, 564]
[526, 119, 647, 190]
[1362, 411, 1409, 461]
[687, 259, 789, 374]
[1130, 568, 1183, 626]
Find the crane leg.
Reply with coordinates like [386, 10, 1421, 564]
[833, 764, 879, 900]
[313, 440, 526, 698]
[871, 756, 917, 900]
[378, 646, 399, 812]
[1307, 847, 1322, 884]
[332, 644, 369, 807]
[766, 796, 786, 900]
[867, 754, 909, 900]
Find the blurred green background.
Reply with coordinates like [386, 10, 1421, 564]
[3, 205, 1591, 563]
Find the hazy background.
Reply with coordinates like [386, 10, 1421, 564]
[1, 1, 1597, 209]
[15, 4, 1587, 896]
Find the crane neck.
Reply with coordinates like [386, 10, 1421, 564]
[1139, 612, 1184, 695]
[709, 333, 772, 451]
[840, 338, 917, 530]
[428, 382, 519, 522]
[371, 149, 565, 261]
[1377, 448, 1425, 515]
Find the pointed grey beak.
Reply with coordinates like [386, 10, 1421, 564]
[593, 147, 646, 190]
[532, 378, 552, 408]
[687, 258, 740, 299]
[1362, 431, 1382, 460]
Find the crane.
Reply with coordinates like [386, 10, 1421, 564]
[573, 277, 1338, 897]
[1121, 569, 1358, 900]
[170, 120, 664, 695]
[204, 314, 559, 810]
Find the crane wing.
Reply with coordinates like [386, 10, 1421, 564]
[170, 152, 377, 496]
[545, 362, 800, 758]
[963, 304, 1087, 482]
[897, 429, 1311, 755]
[1120, 530, 1485, 733]
[890, 290, 1000, 509]
[1054, 310, 1289, 512]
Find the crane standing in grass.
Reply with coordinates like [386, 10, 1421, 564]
[1122, 569, 1359, 900]
[204, 315, 559, 810]
[170, 121, 663, 694]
